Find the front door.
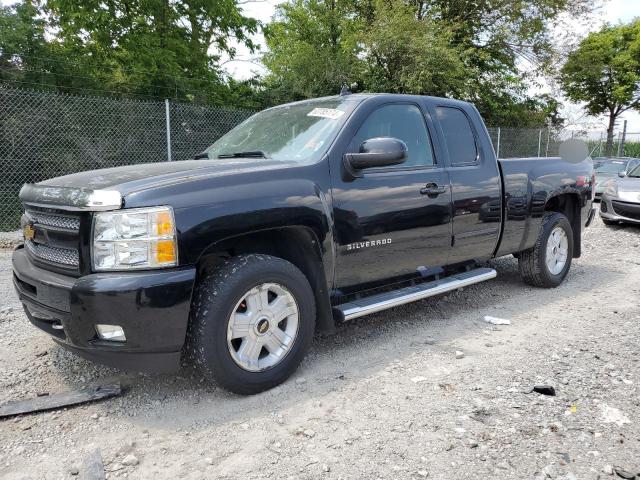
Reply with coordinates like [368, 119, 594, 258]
[331, 102, 453, 290]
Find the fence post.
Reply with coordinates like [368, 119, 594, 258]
[165, 98, 172, 162]
[619, 120, 627, 157]
[616, 131, 622, 157]
[537, 129, 542, 157]
[496, 127, 501, 159]
[545, 128, 550, 157]
[599, 132, 603, 156]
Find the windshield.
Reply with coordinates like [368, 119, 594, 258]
[595, 161, 627, 174]
[628, 164, 640, 178]
[203, 98, 359, 163]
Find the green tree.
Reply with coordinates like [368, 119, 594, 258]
[358, 0, 470, 97]
[262, 0, 360, 104]
[0, 1, 58, 87]
[46, 0, 258, 102]
[561, 20, 640, 156]
[415, 0, 592, 78]
[263, 0, 593, 126]
[1, 0, 259, 106]
[263, 0, 471, 102]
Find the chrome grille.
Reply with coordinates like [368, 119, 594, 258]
[25, 210, 81, 231]
[25, 240, 79, 267]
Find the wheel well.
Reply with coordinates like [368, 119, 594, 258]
[196, 227, 335, 334]
[544, 193, 582, 257]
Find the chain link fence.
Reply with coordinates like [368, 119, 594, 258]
[618, 132, 640, 158]
[0, 86, 252, 230]
[0, 86, 623, 232]
[486, 127, 565, 159]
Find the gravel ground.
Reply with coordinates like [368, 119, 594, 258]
[0, 230, 21, 249]
[1, 214, 639, 480]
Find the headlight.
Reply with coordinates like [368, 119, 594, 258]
[604, 180, 618, 198]
[92, 206, 177, 271]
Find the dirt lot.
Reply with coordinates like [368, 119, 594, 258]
[1, 214, 639, 480]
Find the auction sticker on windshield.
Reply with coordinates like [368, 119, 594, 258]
[307, 108, 345, 120]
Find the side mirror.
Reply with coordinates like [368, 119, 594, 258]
[619, 171, 627, 178]
[343, 137, 407, 178]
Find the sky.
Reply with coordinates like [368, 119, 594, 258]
[2, 0, 640, 134]
[220, 1, 281, 80]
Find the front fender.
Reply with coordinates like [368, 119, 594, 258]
[174, 178, 334, 275]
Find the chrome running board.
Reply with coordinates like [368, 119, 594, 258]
[335, 267, 497, 321]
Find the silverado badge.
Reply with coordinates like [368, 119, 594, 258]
[23, 224, 35, 241]
[346, 238, 392, 251]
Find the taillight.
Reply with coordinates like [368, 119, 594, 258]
[591, 171, 596, 200]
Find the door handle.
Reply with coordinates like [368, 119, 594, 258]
[420, 183, 447, 197]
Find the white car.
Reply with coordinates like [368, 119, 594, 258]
[600, 163, 640, 225]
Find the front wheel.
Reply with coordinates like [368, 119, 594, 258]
[187, 254, 316, 394]
[518, 212, 573, 288]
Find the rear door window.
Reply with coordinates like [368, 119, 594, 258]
[435, 107, 478, 166]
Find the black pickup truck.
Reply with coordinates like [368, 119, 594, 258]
[13, 93, 595, 394]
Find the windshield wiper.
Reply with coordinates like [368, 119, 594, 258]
[217, 150, 269, 159]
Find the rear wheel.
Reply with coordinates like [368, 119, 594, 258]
[518, 212, 573, 288]
[188, 254, 315, 394]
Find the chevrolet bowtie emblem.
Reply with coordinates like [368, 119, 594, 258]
[23, 224, 35, 241]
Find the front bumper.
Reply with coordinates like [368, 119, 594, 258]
[12, 247, 196, 373]
[599, 194, 640, 225]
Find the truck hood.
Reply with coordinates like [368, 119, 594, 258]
[37, 158, 297, 193]
[20, 158, 299, 211]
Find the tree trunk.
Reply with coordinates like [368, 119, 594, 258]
[605, 112, 616, 157]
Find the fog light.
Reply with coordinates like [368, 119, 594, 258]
[95, 324, 126, 342]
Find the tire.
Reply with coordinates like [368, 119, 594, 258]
[187, 254, 316, 395]
[518, 212, 573, 288]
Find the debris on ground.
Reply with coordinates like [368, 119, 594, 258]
[613, 466, 636, 479]
[482, 315, 511, 325]
[527, 385, 556, 396]
[122, 454, 140, 466]
[81, 448, 106, 480]
[0, 382, 122, 418]
[600, 404, 631, 427]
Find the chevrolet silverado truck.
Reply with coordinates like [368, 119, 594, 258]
[12, 93, 596, 394]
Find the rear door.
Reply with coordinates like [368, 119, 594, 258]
[330, 101, 453, 290]
[431, 105, 502, 264]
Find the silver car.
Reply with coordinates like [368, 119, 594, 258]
[600, 163, 640, 225]
[593, 157, 640, 199]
